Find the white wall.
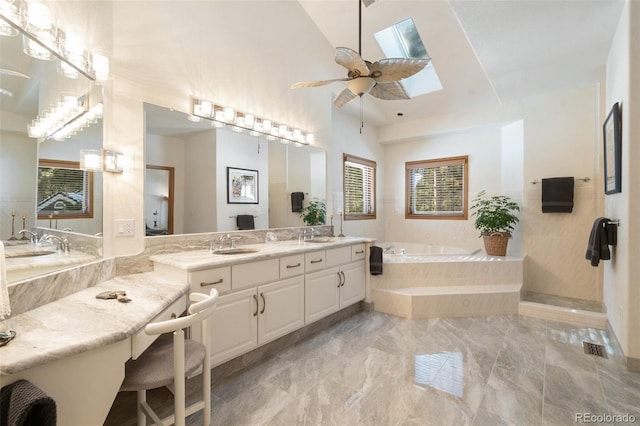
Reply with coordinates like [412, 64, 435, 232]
[329, 107, 385, 241]
[215, 131, 269, 231]
[604, 0, 640, 363]
[383, 125, 503, 250]
[0, 132, 37, 238]
[520, 85, 601, 300]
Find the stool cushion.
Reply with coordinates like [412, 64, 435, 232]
[121, 334, 206, 391]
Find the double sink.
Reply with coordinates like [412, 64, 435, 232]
[212, 237, 335, 255]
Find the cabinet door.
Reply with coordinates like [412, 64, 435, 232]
[210, 288, 258, 366]
[305, 267, 340, 323]
[258, 276, 305, 345]
[340, 261, 365, 308]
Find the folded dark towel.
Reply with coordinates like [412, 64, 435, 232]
[370, 245, 383, 275]
[585, 217, 612, 267]
[542, 177, 574, 213]
[0, 380, 57, 426]
[236, 215, 255, 230]
[291, 192, 304, 213]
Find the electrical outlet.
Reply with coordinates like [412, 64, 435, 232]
[115, 219, 135, 237]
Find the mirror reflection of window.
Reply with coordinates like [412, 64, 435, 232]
[37, 159, 93, 219]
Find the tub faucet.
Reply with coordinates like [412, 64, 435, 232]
[18, 229, 38, 244]
[40, 234, 70, 254]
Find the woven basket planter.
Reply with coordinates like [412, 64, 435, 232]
[482, 232, 510, 256]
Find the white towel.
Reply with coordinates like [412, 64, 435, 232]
[0, 241, 10, 320]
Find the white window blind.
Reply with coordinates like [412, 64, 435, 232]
[37, 159, 93, 218]
[406, 156, 468, 219]
[343, 154, 376, 220]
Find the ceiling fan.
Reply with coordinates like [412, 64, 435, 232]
[291, 0, 430, 109]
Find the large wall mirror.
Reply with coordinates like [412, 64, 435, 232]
[144, 103, 326, 234]
[0, 14, 103, 282]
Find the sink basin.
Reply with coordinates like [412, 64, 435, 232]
[213, 248, 260, 255]
[304, 237, 335, 243]
[5, 250, 57, 258]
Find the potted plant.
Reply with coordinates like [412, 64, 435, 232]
[300, 199, 326, 226]
[470, 190, 520, 256]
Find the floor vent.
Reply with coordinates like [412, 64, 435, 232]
[583, 342, 607, 358]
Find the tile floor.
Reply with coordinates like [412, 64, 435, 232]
[105, 311, 640, 425]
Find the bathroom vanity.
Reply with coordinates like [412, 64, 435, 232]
[150, 236, 369, 367]
[0, 235, 370, 425]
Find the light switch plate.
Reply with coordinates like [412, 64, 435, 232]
[115, 219, 135, 237]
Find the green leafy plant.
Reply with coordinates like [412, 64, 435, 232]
[470, 190, 520, 236]
[300, 200, 326, 226]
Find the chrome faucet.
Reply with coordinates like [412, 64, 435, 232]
[40, 234, 70, 254]
[18, 229, 38, 244]
[218, 234, 241, 250]
[303, 228, 315, 242]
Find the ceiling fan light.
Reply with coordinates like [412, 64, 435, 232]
[347, 77, 376, 96]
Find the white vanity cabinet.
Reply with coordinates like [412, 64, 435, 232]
[210, 275, 305, 366]
[304, 244, 366, 323]
[151, 240, 368, 368]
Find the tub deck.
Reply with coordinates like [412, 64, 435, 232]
[371, 254, 523, 319]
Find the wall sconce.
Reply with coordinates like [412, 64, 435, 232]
[80, 149, 128, 173]
[192, 98, 314, 145]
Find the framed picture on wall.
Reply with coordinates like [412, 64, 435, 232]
[603, 102, 622, 195]
[227, 167, 259, 204]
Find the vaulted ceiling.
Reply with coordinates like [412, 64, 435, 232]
[299, 0, 624, 127]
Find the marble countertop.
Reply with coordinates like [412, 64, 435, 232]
[150, 236, 372, 272]
[5, 243, 97, 283]
[0, 272, 189, 376]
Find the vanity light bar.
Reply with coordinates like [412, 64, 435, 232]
[0, 0, 110, 81]
[192, 98, 313, 146]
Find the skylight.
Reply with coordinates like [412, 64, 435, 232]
[374, 18, 442, 97]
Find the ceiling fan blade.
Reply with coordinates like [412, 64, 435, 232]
[335, 47, 370, 77]
[369, 58, 430, 82]
[0, 68, 30, 79]
[369, 81, 410, 101]
[333, 86, 358, 108]
[291, 78, 351, 89]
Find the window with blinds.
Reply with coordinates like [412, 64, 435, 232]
[37, 159, 93, 219]
[343, 154, 376, 220]
[405, 156, 468, 220]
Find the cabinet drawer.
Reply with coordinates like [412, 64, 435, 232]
[305, 250, 326, 272]
[351, 244, 366, 261]
[326, 246, 351, 267]
[189, 266, 231, 294]
[280, 254, 305, 278]
[131, 293, 187, 360]
[232, 259, 279, 290]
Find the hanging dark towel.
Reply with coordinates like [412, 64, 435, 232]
[585, 217, 611, 267]
[370, 245, 383, 275]
[541, 177, 575, 213]
[0, 380, 57, 426]
[236, 215, 255, 230]
[291, 192, 305, 213]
